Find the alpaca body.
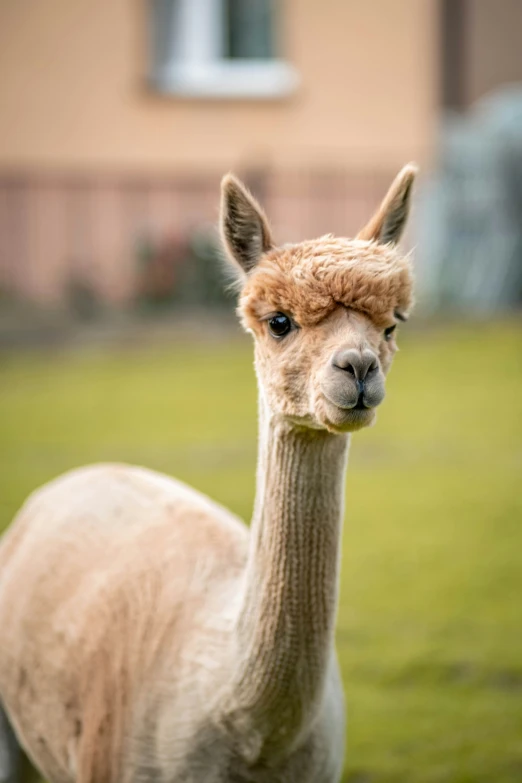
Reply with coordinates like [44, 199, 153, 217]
[0, 461, 345, 783]
[0, 165, 416, 782]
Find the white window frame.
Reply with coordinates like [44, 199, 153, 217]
[151, 0, 299, 99]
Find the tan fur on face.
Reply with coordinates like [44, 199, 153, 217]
[223, 167, 417, 435]
[239, 235, 413, 331]
[251, 306, 397, 433]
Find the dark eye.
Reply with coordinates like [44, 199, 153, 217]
[384, 324, 397, 341]
[267, 313, 293, 338]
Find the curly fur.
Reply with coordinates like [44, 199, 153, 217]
[240, 236, 413, 331]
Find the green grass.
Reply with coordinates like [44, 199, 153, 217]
[1, 319, 521, 782]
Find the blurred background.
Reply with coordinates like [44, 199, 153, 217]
[0, 1, 521, 781]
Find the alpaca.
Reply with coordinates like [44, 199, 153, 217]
[0, 164, 416, 783]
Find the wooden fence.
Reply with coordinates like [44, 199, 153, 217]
[0, 168, 393, 306]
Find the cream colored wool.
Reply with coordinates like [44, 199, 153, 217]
[0, 164, 416, 783]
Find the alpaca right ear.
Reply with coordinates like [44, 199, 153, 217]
[220, 174, 273, 275]
[357, 163, 418, 245]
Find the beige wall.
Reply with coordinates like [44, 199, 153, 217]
[466, 0, 522, 107]
[0, 0, 439, 174]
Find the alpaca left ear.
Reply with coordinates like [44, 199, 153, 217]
[220, 174, 274, 276]
[357, 163, 418, 245]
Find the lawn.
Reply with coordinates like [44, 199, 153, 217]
[0, 319, 521, 782]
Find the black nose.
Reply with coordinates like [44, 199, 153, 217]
[332, 348, 378, 382]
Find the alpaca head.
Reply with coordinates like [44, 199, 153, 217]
[220, 165, 416, 433]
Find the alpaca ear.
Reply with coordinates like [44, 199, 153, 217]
[357, 163, 418, 245]
[220, 174, 273, 275]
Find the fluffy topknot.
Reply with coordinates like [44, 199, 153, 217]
[239, 235, 414, 331]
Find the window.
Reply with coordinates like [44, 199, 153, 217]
[150, 0, 298, 98]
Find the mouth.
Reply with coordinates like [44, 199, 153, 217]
[353, 392, 368, 410]
[320, 395, 376, 433]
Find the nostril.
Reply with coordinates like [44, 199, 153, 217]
[332, 348, 379, 379]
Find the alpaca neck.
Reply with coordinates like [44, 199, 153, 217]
[225, 398, 349, 758]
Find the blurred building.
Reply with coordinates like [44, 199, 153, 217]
[0, 0, 521, 307]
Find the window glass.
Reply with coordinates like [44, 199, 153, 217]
[225, 0, 275, 60]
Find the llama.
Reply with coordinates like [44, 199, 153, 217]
[0, 164, 416, 783]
